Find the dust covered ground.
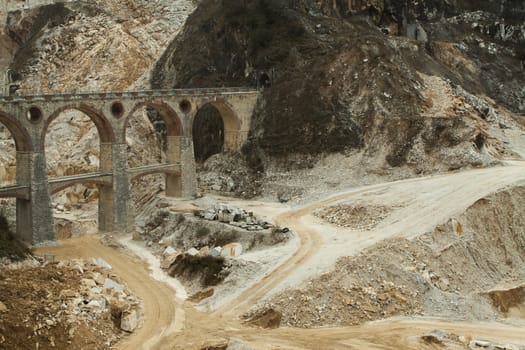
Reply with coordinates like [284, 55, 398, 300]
[263, 185, 525, 328]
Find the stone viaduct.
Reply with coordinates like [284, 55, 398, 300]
[0, 87, 260, 243]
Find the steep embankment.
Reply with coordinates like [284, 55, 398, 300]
[266, 184, 525, 327]
[152, 0, 525, 196]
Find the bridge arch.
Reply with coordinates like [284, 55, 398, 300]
[192, 100, 241, 162]
[124, 101, 185, 198]
[0, 110, 32, 152]
[41, 103, 115, 149]
[124, 101, 183, 139]
[50, 182, 101, 239]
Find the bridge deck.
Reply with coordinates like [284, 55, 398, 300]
[0, 87, 260, 103]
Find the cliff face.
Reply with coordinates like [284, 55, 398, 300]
[5, 0, 194, 93]
[152, 0, 524, 172]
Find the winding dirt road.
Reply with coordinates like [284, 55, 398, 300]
[37, 161, 525, 349]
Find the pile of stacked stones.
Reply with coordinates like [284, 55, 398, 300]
[198, 204, 274, 231]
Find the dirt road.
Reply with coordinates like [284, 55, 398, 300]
[36, 161, 525, 349]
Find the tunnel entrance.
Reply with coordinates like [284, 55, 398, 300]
[193, 104, 225, 163]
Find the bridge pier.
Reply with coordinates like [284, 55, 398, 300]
[98, 143, 133, 233]
[178, 136, 197, 198]
[165, 136, 182, 197]
[16, 151, 54, 243]
[165, 136, 197, 197]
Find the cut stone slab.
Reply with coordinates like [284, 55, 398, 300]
[161, 253, 181, 269]
[120, 309, 139, 332]
[186, 247, 199, 256]
[87, 300, 105, 309]
[209, 246, 222, 257]
[198, 246, 210, 256]
[469, 340, 493, 349]
[163, 246, 176, 256]
[227, 338, 254, 350]
[104, 278, 125, 292]
[95, 258, 112, 270]
[221, 243, 243, 257]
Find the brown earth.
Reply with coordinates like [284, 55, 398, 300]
[0, 260, 124, 350]
[32, 165, 525, 349]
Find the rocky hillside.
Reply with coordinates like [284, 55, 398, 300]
[152, 0, 525, 177]
[4, 0, 194, 92]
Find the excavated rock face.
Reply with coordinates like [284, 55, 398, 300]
[152, 0, 524, 171]
[5, 0, 194, 92]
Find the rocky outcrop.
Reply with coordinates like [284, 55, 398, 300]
[6, 0, 194, 93]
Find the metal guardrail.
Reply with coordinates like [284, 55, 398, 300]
[0, 87, 261, 103]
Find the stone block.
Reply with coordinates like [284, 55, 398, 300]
[186, 247, 199, 256]
[161, 253, 181, 269]
[104, 278, 125, 292]
[198, 246, 210, 256]
[209, 246, 222, 257]
[163, 246, 176, 256]
[120, 309, 139, 332]
[95, 258, 112, 270]
[221, 243, 243, 257]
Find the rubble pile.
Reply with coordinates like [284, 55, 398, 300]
[417, 330, 525, 350]
[315, 204, 392, 230]
[259, 277, 422, 328]
[0, 257, 141, 349]
[135, 199, 292, 297]
[136, 200, 290, 256]
[198, 204, 275, 232]
[196, 152, 262, 199]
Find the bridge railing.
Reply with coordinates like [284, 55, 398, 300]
[0, 87, 261, 103]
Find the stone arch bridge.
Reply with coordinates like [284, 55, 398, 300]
[0, 87, 260, 243]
